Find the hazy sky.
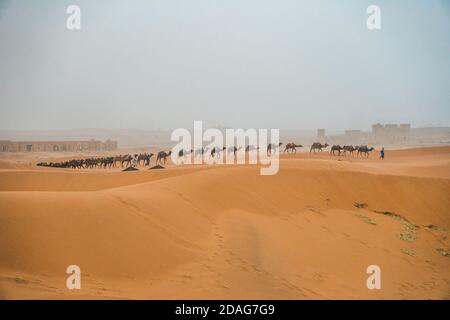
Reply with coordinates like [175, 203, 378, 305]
[0, 0, 449, 131]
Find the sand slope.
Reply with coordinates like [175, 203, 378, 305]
[0, 147, 449, 299]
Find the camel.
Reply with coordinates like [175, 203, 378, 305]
[106, 157, 115, 168]
[66, 159, 84, 169]
[357, 146, 374, 158]
[330, 145, 344, 156]
[310, 143, 329, 153]
[138, 153, 154, 166]
[194, 147, 209, 160]
[267, 142, 283, 155]
[245, 145, 259, 152]
[84, 157, 99, 169]
[121, 154, 134, 167]
[283, 143, 303, 153]
[210, 146, 226, 159]
[99, 156, 114, 168]
[137, 153, 145, 166]
[178, 149, 192, 159]
[227, 146, 242, 156]
[38, 154, 138, 169]
[113, 154, 132, 168]
[156, 151, 171, 165]
[113, 155, 123, 167]
[342, 145, 357, 157]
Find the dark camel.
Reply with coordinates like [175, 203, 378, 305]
[310, 143, 329, 153]
[342, 145, 357, 157]
[138, 153, 154, 166]
[156, 151, 172, 164]
[267, 142, 283, 155]
[228, 146, 242, 156]
[330, 145, 343, 156]
[283, 143, 303, 153]
[357, 146, 374, 158]
[178, 149, 193, 160]
[210, 146, 226, 159]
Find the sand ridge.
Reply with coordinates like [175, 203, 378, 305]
[0, 146, 449, 299]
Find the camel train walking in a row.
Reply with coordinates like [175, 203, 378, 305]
[37, 152, 155, 169]
[328, 145, 375, 157]
[36, 143, 376, 169]
[287, 142, 375, 157]
[312, 143, 374, 157]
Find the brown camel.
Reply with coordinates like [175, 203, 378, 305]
[284, 143, 303, 153]
[330, 145, 343, 156]
[357, 146, 374, 158]
[310, 143, 329, 153]
[342, 145, 357, 157]
[156, 151, 172, 164]
[138, 153, 154, 166]
[115, 154, 133, 167]
[113, 155, 126, 167]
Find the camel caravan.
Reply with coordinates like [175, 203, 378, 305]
[175, 143, 374, 159]
[36, 152, 155, 169]
[328, 145, 375, 157]
[307, 143, 375, 157]
[36, 142, 376, 170]
[286, 142, 375, 157]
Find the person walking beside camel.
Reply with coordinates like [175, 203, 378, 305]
[380, 147, 385, 160]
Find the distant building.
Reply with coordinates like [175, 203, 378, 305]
[399, 123, 411, 133]
[371, 123, 410, 143]
[371, 123, 384, 136]
[0, 139, 117, 152]
[319, 123, 412, 146]
[345, 130, 361, 139]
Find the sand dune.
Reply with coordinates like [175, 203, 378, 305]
[0, 146, 449, 299]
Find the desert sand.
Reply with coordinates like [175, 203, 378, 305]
[0, 146, 449, 299]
